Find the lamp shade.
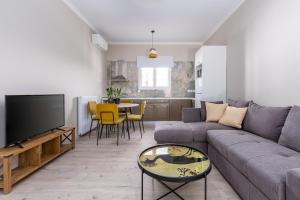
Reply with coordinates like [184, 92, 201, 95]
[148, 48, 158, 58]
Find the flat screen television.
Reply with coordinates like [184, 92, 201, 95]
[5, 94, 65, 147]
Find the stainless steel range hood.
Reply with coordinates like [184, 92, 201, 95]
[111, 60, 128, 82]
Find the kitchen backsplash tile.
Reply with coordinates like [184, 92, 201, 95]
[107, 61, 195, 98]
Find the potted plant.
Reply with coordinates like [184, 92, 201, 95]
[113, 88, 122, 104]
[106, 87, 114, 103]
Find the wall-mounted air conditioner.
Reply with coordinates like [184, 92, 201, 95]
[92, 34, 108, 51]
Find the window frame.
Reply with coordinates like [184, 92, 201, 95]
[138, 67, 171, 90]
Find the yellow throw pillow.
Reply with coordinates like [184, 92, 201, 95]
[219, 106, 248, 128]
[206, 102, 228, 122]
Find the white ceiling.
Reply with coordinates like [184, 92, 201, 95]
[64, 0, 244, 44]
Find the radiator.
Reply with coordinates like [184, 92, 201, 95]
[77, 96, 99, 136]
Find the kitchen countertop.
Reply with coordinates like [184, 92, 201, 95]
[102, 97, 195, 100]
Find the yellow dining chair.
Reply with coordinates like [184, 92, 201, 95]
[127, 101, 146, 137]
[87, 101, 99, 138]
[96, 104, 125, 146]
[119, 99, 134, 128]
[119, 99, 133, 115]
[120, 100, 133, 104]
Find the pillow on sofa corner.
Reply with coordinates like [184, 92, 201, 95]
[278, 106, 300, 152]
[227, 99, 251, 108]
[243, 102, 291, 142]
[200, 101, 223, 121]
[219, 106, 248, 129]
[206, 102, 228, 122]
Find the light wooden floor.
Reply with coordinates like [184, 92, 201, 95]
[0, 122, 240, 200]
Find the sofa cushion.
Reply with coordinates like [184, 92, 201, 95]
[279, 105, 300, 152]
[286, 168, 300, 200]
[207, 129, 297, 175]
[205, 102, 228, 122]
[200, 101, 223, 122]
[182, 108, 201, 123]
[227, 99, 251, 108]
[208, 129, 300, 200]
[246, 153, 300, 200]
[243, 102, 291, 142]
[228, 139, 295, 176]
[154, 121, 193, 143]
[154, 121, 234, 144]
[219, 106, 248, 128]
[207, 130, 272, 159]
[192, 122, 234, 142]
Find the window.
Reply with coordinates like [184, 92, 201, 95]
[140, 68, 154, 88]
[139, 67, 171, 90]
[137, 56, 173, 90]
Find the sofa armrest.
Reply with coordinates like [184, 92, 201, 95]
[286, 168, 300, 200]
[182, 108, 201, 123]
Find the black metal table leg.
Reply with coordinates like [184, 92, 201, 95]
[205, 174, 207, 200]
[141, 170, 144, 200]
[156, 180, 188, 200]
[125, 110, 130, 140]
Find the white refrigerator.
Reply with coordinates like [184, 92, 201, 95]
[194, 46, 227, 108]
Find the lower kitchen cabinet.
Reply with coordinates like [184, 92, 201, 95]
[130, 99, 193, 121]
[169, 99, 193, 121]
[153, 100, 170, 121]
[143, 102, 154, 121]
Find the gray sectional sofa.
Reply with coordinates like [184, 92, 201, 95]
[154, 101, 300, 200]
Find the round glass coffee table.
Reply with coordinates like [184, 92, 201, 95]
[138, 144, 211, 200]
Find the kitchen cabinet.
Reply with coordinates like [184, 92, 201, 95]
[169, 99, 193, 121]
[153, 100, 170, 121]
[143, 102, 155, 121]
[128, 99, 193, 121]
[142, 100, 169, 121]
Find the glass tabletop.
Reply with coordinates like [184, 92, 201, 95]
[138, 144, 211, 182]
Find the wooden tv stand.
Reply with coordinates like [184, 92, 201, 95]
[0, 127, 75, 194]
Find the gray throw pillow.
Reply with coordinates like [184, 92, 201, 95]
[200, 101, 223, 122]
[227, 99, 251, 108]
[279, 106, 300, 152]
[243, 102, 291, 142]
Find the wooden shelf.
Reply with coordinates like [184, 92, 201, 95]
[11, 165, 39, 185]
[61, 144, 72, 153]
[0, 127, 75, 159]
[41, 153, 59, 165]
[0, 127, 75, 194]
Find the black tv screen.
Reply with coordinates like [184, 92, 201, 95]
[5, 94, 65, 146]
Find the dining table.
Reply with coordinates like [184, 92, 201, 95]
[117, 103, 139, 139]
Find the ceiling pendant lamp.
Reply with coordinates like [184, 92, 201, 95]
[148, 30, 158, 58]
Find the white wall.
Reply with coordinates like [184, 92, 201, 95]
[205, 0, 300, 106]
[107, 44, 201, 61]
[0, 0, 107, 147]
